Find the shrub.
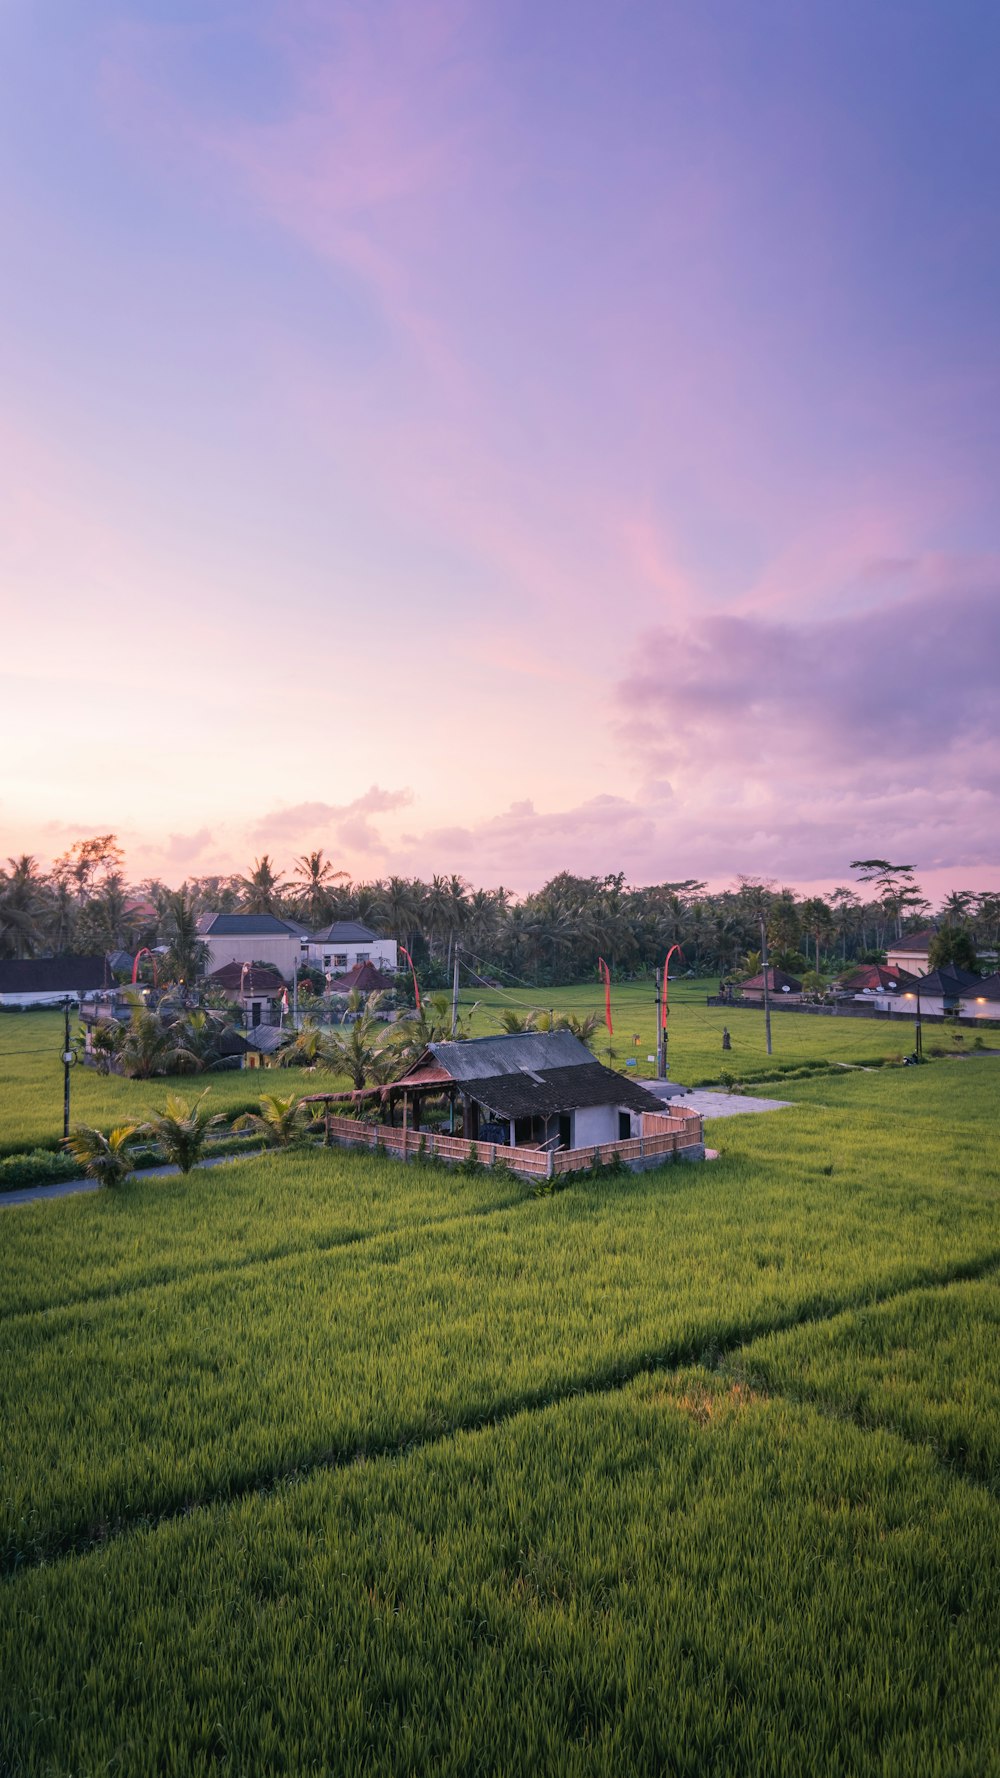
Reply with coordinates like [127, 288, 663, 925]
[0, 1149, 79, 1192]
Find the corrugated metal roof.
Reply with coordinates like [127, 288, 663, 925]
[428, 1030, 592, 1081]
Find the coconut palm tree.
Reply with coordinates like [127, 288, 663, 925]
[498, 1007, 540, 1033]
[278, 1020, 330, 1068]
[234, 1093, 306, 1147]
[0, 855, 50, 959]
[159, 888, 209, 992]
[237, 856, 288, 915]
[293, 851, 347, 927]
[324, 1014, 395, 1090]
[143, 1092, 226, 1174]
[552, 1011, 600, 1048]
[116, 1006, 195, 1079]
[63, 1124, 140, 1188]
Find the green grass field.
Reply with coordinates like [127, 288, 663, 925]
[1, 1055, 999, 1773]
[0, 979, 966, 1157]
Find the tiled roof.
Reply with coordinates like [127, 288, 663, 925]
[208, 962, 287, 993]
[309, 921, 380, 943]
[327, 961, 396, 994]
[199, 914, 300, 937]
[741, 968, 802, 994]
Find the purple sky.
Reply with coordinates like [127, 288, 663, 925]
[3, 0, 999, 896]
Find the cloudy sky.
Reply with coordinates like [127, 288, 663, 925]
[3, 0, 999, 896]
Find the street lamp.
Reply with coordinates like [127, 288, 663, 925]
[904, 986, 923, 1060]
[61, 996, 77, 1139]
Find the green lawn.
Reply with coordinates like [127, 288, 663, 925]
[1, 1059, 999, 1773]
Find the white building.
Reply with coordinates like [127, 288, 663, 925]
[303, 922, 397, 979]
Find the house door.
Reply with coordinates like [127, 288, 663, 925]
[618, 1111, 631, 1140]
[558, 1114, 571, 1149]
[252, 1002, 262, 1027]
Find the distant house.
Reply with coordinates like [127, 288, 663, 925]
[198, 913, 305, 982]
[964, 974, 1000, 1019]
[838, 963, 916, 1007]
[0, 955, 109, 1009]
[885, 930, 938, 975]
[304, 922, 398, 980]
[740, 968, 803, 1004]
[884, 963, 986, 1018]
[326, 960, 396, 998]
[390, 1030, 669, 1151]
[206, 961, 287, 1028]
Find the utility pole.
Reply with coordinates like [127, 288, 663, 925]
[655, 968, 665, 1078]
[760, 914, 773, 1056]
[292, 953, 300, 1031]
[451, 945, 460, 1036]
[61, 998, 75, 1139]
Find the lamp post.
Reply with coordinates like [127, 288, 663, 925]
[240, 962, 252, 1044]
[905, 985, 923, 1060]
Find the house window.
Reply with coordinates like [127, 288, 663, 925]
[334, 953, 348, 968]
[323, 955, 331, 968]
[356, 952, 369, 963]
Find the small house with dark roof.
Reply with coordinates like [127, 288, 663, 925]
[326, 960, 396, 998]
[838, 963, 916, 1006]
[389, 1031, 670, 1151]
[0, 955, 109, 1009]
[884, 963, 983, 1018]
[206, 960, 287, 1028]
[739, 967, 803, 1004]
[305, 921, 398, 980]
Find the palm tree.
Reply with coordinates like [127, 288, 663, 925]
[237, 856, 288, 915]
[278, 1020, 330, 1068]
[63, 1124, 140, 1188]
[143, 1092, 225, 1174]
[325, 1014, 394, 1090]
[293, 851, 347, 927]
[552, 1011, 600, 1048]
[0, 855, 50, 959]
[116, 1006, 194, 1079]
[498, 1007, 540, 1033]
[159, 888, 209, 991]
[234, 1093, 306, 1147]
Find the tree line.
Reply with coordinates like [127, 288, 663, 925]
[2, 838, 997, 983]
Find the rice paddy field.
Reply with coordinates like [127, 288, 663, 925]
[1, 1038, 999, 1775]
[1, 977, 978, 1157]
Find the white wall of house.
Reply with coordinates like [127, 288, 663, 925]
[204, 934, 303, 981]
[304, 937, 398, 976]
[572, 1104, 622, 1147]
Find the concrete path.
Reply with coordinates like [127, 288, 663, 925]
[670, 1089, 794, 1118]
[1, 1152, 248, 1208]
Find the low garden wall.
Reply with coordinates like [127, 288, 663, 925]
[317, 1110, 704, 1178]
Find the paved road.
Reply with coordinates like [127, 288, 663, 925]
[670, 1089, 794, 1118]
[1, 1152, 247, 1208]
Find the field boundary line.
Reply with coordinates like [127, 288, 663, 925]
[5, 1248, 1000, 1582]
[0, 1191, 529, 1327]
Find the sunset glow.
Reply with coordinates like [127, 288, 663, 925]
[3, 1, 999, 895]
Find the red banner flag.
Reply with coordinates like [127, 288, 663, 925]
[662, 945, 684, 1030]
[598, 957, 613, 1036]
[399, 945, 422, 1012]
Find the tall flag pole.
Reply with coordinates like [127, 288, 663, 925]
[399, 945, 422, 1013]
[598, 958, 613, 1036]
[661, 945, 684, 1072]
